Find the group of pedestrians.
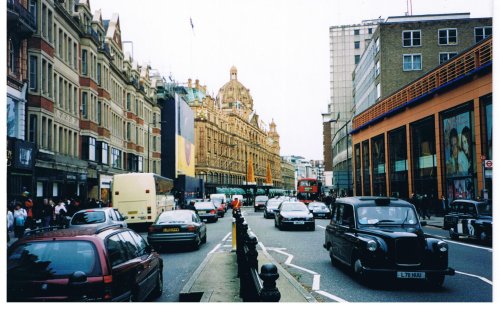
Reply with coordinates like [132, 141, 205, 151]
[7, 193, 88, 241]
[409, 193, 432, 220]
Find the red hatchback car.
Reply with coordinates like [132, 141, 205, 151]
[7, 225, 163, 302]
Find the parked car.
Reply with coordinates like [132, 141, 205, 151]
[274, 201, 315, 231]
[263, 198, 283, 219]
[307, 201, 331, 219]
[194, 201, 219, 223]
[69, 207, 128, 229]
[254, 195, 269, 212]
[324, 197, 454, 287]
[443, 199, 492, 242]
[147, 210, 207, 251]
[7, 225, 163, 301]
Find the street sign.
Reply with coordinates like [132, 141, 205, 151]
[484, 160, 493, 169]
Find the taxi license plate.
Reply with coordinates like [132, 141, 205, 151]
[397, 272, 425, 279]
[163, 228, 179, 233]
[294, 221, 305, 225]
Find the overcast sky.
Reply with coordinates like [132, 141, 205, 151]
[90, 0, 492, 160]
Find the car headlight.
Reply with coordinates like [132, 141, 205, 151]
[437, 240, 448, 252]
[366, 240, 378, 252]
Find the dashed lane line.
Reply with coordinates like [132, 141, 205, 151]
[222, 231, 232, 242]
[208, 243, 221, 254]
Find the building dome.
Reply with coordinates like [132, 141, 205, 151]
[216, 66, 253, 111]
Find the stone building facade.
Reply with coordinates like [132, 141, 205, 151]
[8, 0, 162, 205]
[190, 67, 282, 193]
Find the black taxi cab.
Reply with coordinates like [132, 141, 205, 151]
[443, 199, 492, 242]
[323, 197, 454, 287]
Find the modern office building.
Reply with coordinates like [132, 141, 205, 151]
[324, 19, 382, 195]
[351, 37, 492, 213]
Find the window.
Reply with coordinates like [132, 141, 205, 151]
[112, 148, 121, 168]
[376, 83, 381, 99]
[107, 234, 128, 266]
[8, 39, 15, 73]
[439, 52, 458, 64]
[89, 137, 96, 161]
[375, 60, 380, 76]
[402, 30, 421, 47]
[354, 41, 360, 49]
[101, 142, 108, 164]
[82, 91, 88, 118]
[375, 38, 380, 53]
[354, 55, 360, 65]
[403, 54, 422, 71]
[97, 101, 102, 125]
[439, 28, 457, 45]
[354, 29, 360, 35]
[474, 27, 492, 43]
[29, 56, 37, 91]
[82, 49, 88, 75]
[368, 28, 373, 34]
[97, 63, 101, 85]
[138, 156, 143, 172]
[29, 115, 37, 143]
[29, 0, 37, 25]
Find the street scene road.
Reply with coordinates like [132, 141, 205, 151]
[239, 207, 492, 302]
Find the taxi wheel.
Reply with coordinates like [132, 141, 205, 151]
[449, 229, 459, 240]
[427, 274, 445, 288]
[329, 247, 338, 267]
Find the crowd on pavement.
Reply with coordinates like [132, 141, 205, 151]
[7, 191, 112, 242]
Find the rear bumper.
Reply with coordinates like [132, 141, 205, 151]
[148, 233, 198, 244]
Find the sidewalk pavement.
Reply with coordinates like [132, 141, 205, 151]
[422, 215, 444, 229]
[179, 225, 317, 302]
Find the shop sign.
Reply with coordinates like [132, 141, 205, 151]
[13, 141, 37, 170]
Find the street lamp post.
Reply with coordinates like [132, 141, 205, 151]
[147, 121, 167, 173]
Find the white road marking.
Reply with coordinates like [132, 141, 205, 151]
[208, 243, 221, 254]
[455, 271, 493, 285]
[222, 232, 232, 242]
[315, 290, 349, 303]
[318, 225, 326, 229]
[262, 243, 349, 303]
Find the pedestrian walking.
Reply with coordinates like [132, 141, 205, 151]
[54, 200, 68, 227]
[41, 198, 53, 227]
[420, 194, 430, 220]
[7, 207, 14, 242]
[13, 203, 27, 239]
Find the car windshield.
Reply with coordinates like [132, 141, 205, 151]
[71, 211, 106, 225]
[256, 196, 269, 202]
[356, 206, 418, 225]
[212, 199, 223, 206]
[8, 241, 101, 280]
[267, 200, 282, 208]
[157, 211, 193, 224]
[281, 203, 308, 212]
[477, 203, 492, 216]
[195, 202, 214, 210]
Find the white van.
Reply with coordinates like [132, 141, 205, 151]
[210, 194, 227, 212]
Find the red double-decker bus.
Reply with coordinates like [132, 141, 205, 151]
[296, 178, 321, 204]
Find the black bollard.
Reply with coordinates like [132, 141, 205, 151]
[259, 263, 281, 302]
[245, 233, 259, 270]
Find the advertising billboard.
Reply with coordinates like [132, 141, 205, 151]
[177, 94, 195, 177]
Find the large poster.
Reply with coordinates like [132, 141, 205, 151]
[443, 111, 473, 177]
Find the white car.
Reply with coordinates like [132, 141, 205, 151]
[69, 207, 128, 229]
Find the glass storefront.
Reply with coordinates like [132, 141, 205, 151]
[388, 127, 409, 199]
[362, 140, 371, 195]
[411, 117, 438, 201]
[371, 134, 386, 196]
[442, 103, 475, 201]
[481, 94, 492, 200]
[354, 144, 362, 196]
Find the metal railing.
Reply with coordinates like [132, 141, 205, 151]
[233, 211, 281, 302]
[7, 0, 37, 31]
[353, 37, 492, 132]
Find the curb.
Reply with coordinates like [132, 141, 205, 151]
[179, 250, 214, 302]
[259, 246, 318, 302]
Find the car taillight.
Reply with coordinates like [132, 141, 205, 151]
[148, 226, 160, 233]
[210, 209, 216, 214]
[103, 275, 113, 300]
[185, 225, 196, 232]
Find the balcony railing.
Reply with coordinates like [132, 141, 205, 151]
[352, 37, 492, 132]
[7, 0, 37, 34]
[82, 25, 100, 45]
